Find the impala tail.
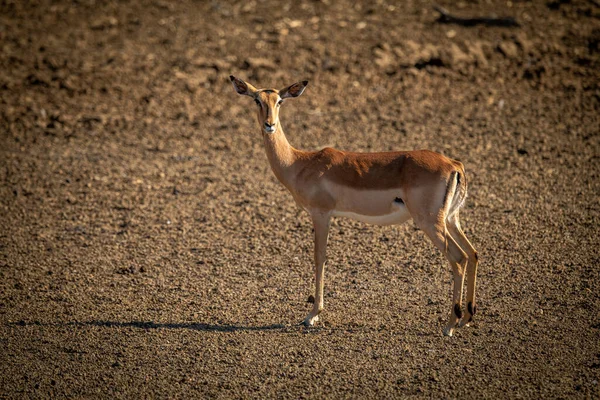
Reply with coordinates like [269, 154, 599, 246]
[445, 163, 468, 220]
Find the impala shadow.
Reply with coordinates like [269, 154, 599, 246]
[77, 321, 290, 332]
[11, 320, 289, 332]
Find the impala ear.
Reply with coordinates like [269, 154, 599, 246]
[230, 75, 257, 97]
[280, 80, 308, 99]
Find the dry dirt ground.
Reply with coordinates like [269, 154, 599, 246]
[1, 0, 599, 398]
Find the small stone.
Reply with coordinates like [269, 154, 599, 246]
[373, 47, 396, 71]
[244, 57, 277, 70]
[498, 41, 519, 59]
[466, 41, 489, 68]
[442, 43, 471, 69]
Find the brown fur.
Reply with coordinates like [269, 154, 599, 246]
[293, 147, 460, 191]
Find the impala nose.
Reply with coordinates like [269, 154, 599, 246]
[264, 122, 276, 133]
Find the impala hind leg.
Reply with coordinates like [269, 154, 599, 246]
[303, 212, 331, 326]
[447, 212, 479, 328]
[418, 221, 467, 337]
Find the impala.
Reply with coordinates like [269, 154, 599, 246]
[230, 75, 479, 336]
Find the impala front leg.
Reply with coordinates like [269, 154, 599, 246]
[303, 211, 331, 326]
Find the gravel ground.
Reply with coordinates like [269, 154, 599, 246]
[1, 0, 599, 398]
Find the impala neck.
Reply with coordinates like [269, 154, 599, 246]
[262, 123, 297, 185]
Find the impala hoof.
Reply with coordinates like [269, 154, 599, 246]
[302, 314, 319, 327]
[443, 326, 454, 337]
[458, 315, 473, 328]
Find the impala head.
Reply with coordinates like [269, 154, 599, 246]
[230, 75, 308, 134]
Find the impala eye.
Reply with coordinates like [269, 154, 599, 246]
[277, 99, 284, 106]
[254, 99, 261, 106]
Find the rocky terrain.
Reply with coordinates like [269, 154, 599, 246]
[1, 0, 599, 398]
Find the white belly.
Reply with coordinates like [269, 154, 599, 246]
[321, 179, 412, 226]
[332, 206, 412, 226]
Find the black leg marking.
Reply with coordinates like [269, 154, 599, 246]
[467, 302, 477, 316]
[307, 295, 315, 304]
[474, 251, 479, 262]
[454, 304, 463, 319]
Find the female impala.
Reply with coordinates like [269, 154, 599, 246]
[230, 75, 479, 336]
